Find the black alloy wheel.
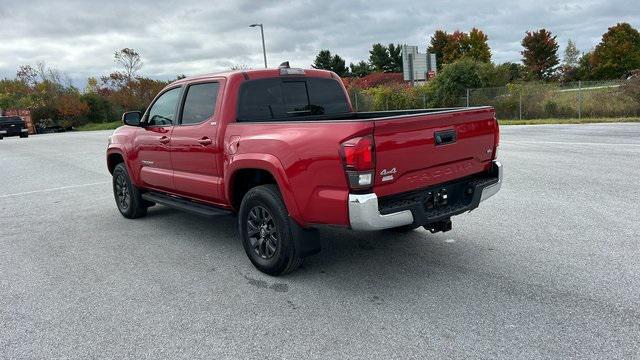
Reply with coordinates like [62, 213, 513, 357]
[114, 173, 131, 212]
[247, 205, 279, 259]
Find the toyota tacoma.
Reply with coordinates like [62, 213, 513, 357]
[107, 64, 502, 275]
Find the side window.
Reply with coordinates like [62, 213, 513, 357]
[146, 87, 181, 126]
[181, 83, 220, 125]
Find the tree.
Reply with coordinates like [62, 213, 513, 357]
[574, 52, 595, 80]
[387, 43, 403, 72]
[57, 92, 89, 127]
[312, 50, 347, 76]
[329, 54, 347, 76]
[85, 77, 100, 93]
[561, 40, 581, 82]
[428, 30, 450, 71]
[590, 23, 640, 79]
[564, 40, 580, 67]
[425, 59, 508, 107]
[369, 43, 391, 72]
[465, 28, 491, 63]
[442, 31, 468, 64]
[229, 65, 250, 70]
[114, 48, 143, 81]
[16, 65, 38, 86]
[349, 61, 372, 77]
[428, 59, 493, 106]
[428, 29, 491, 69]
[81, 92, 114, 123]
[312, 50, 333, 70]
[496, 62, 526, 83]
[521, 29, 559, 80]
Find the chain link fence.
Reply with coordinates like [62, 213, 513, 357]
[468, 80, 639, 120]
[348, 80, 640, 120]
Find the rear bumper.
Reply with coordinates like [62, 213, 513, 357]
[349, 161, 503, 231]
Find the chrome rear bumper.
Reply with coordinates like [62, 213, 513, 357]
[349, 161, 503, 231]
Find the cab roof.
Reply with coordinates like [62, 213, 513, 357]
[170, 68, 337, 86]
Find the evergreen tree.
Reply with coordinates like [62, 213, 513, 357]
[349, 61, 372, 77]
[387, 43, 403, 72]
[312, 50, 333, 70]
[369, 43, 391, 72]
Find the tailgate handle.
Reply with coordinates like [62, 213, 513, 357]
[434, 130, 457, 146]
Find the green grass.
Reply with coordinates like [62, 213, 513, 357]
[76, 121, 122, 131]
[499, 117, 640, 125]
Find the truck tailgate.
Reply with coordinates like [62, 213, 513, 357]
[373, 107, 497, 197]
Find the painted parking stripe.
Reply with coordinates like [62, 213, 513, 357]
[0, 181, 110, 199]
[501, 140, 640, 147]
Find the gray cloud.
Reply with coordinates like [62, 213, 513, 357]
[0, 0, 637, 85]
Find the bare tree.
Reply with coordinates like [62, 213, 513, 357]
[114, 48, 143, 80]
[16, 65, 38, 85]
[229, 64, 251, 70]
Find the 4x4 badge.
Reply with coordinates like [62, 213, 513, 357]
[380, 167, 397, 182]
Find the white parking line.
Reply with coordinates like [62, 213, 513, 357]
[0, 181, 110, 199]
[501, 140, 640, 147]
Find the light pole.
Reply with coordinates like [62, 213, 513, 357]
[249, 23, 267, 69]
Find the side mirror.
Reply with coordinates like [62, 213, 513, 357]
[122, 111, 142, 126]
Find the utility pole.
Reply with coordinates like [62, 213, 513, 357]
[249, 23, 267, 68]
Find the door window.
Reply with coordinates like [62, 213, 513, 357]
[146, 87, 181, 126]
[181, 83, 220, 125]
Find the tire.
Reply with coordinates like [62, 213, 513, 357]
[238, 184, 303, 276]
[19, 133, 28, 138]
[112, 163, 148, 219]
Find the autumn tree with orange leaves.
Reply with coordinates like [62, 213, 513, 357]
[521, 29, 560, 80]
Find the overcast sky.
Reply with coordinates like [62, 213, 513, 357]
[0, 0, 637, 85]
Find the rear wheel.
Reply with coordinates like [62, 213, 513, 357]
[239, 184, 303, 275]
[112, 163, 148, 219]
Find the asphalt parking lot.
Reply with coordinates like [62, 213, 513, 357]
[1, 123, 639, 359]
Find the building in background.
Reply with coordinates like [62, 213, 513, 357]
[402, 45, 437, 85]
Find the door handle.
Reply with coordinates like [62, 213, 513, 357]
[198, 137, 212, 146]
[159, 136, 170, 144]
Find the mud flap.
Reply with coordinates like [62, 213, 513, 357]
[289, 217, 321, 257]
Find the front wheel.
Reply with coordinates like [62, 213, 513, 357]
[239, 184, 303, 276]
[112, 163, 148, 219]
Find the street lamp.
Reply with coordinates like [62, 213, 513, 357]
[249, 23, 268, 69]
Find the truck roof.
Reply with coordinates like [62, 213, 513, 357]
[171, 68, 337, 86]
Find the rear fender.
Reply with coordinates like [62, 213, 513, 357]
[225, 154, 304, 226]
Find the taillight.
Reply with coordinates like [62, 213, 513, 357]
[340, 135, 375, 190]
[493, 119, 500, 159]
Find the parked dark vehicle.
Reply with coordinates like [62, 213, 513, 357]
[35, 119, 71, 134]
[0, 116, 29, 139]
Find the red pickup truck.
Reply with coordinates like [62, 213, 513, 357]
[107, 64, 502, 275]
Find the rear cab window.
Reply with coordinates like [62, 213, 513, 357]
[237, 77, 350, 122]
